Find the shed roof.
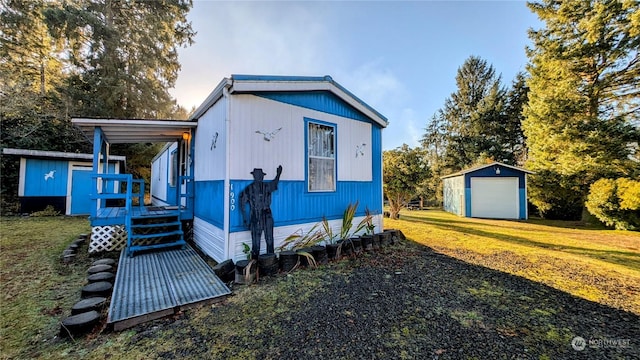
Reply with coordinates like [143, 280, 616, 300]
[71, 118, 197, 144]
[2, 148, 126, 162]
[441, 161, 534, 179]
[190, 75, 389, 128]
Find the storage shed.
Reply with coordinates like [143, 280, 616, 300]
[2, 148, 125, 215]
[442, 162, 533, 220]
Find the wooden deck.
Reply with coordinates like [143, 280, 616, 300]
[91, 206, 191, 226]
[108, 244, 231, 331]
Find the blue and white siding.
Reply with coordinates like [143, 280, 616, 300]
[226, 94, 383, 261]
[192, 94, 228, 262]
[463, 166, 529, 219]
[18, 157, 120, 215]
[442, 163, 531, 220]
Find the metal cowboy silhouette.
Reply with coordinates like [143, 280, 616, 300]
[240, 165, 282, 259]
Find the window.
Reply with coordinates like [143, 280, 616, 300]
[307, 121, 336, 192]
[169, 150, 178, 187]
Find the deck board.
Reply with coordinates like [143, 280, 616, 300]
[108, 244, 231, 331]
[92, 206, 191, 226]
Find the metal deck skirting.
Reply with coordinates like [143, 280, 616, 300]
[108, 244, 231, 331]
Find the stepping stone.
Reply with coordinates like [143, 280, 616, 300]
[81, 281, 113, 298]
[87, 271, 115, 283]
[91, 258, 116, 267]
[63, 254, 76, 264]
[72, 238, 85, 246]
[60, 310, 100, 337]
[62, 249, 75, 256]
[71, 297, 107, 315]
[78, 233, 89, 240]
[67, 243, 79, 251]
[87, 264, 114, 275]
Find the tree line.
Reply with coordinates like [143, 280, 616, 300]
[384, 0, 639, 229]
[1, 0, 195, 212]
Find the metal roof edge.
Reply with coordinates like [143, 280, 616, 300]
[189, 77, 232, 120]
[222, 74, 388, 128]
[2, 147, 126, 161]
[71, 118, 197, 127]
[440, 161, 535, 179]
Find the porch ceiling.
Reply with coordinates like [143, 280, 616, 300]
[72, 118, 197, 144]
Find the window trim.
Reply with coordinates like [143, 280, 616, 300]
[304, 117, 337, 193]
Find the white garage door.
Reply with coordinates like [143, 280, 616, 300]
[470, 177, 519, 219]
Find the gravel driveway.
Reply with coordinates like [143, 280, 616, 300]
[128, 239, 639, 359]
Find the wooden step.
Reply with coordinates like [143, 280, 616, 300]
[131, 221, 181, 229]
[130, 230, 183, 240]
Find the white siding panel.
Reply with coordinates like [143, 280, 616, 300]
[229, 95, 373, 182]
[443, 175, 465, 216]
[337, 119, 371, 181]
[194, 99, 227, 181]
[193, 217, 226, 262]
[229, 95, 305, 181]
[151, 146, 169, 204]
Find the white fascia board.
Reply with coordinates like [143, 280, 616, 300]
[189, 78, 232, 121]
[2, 147, 126, 161]
[71, 118, 197, 128]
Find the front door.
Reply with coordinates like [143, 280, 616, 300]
[71, 167, 93, 215]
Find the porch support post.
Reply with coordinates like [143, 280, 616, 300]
[92, 127, 103, 218]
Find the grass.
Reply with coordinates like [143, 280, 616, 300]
[386, 209, 640, 314]
[1, 212, 639, 359]
[0, 216, 91, 359]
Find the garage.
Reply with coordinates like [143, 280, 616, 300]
[442, 162, 534, 220]
[470, 177, 519, 219]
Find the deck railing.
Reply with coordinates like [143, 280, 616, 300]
[178, 175, 194, 220]
[91, 173, 144, 219]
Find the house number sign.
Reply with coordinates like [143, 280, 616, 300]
[229, 184, 236, 211]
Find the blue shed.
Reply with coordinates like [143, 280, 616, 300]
[2, 148, 125, 215]
[441, 162, 534, 220]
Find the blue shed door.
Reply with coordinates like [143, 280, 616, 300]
[71, 167, 93, 215]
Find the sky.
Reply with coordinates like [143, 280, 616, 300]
[169, 1, 542, 150]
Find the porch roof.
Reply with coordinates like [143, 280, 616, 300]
[71, 118, 197, 144]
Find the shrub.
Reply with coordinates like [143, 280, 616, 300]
[30, 205, 61, 217]
[586, 178, 640, 231]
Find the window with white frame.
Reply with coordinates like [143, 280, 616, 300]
[307, 121, 336, 192]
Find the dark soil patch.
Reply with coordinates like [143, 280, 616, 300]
[125, 240, 640, 359]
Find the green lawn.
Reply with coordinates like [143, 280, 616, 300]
[386, 209, 640, 314]
[1, 213, 638, 359]
[0, 216, 91, 360]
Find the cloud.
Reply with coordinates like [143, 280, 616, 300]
[336, 60, 408, 112]
[170, 2, 337, 109]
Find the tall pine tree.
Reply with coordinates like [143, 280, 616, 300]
[1, 0, 195, 212]
[524, 0, 639, 220]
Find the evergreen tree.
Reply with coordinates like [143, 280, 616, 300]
[45, 0, 195, 119]
[1, 0, 195, 212]
[524, 0, 640, 220]
[421, 56, 528, 206]
[503, 72, 529, 165]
